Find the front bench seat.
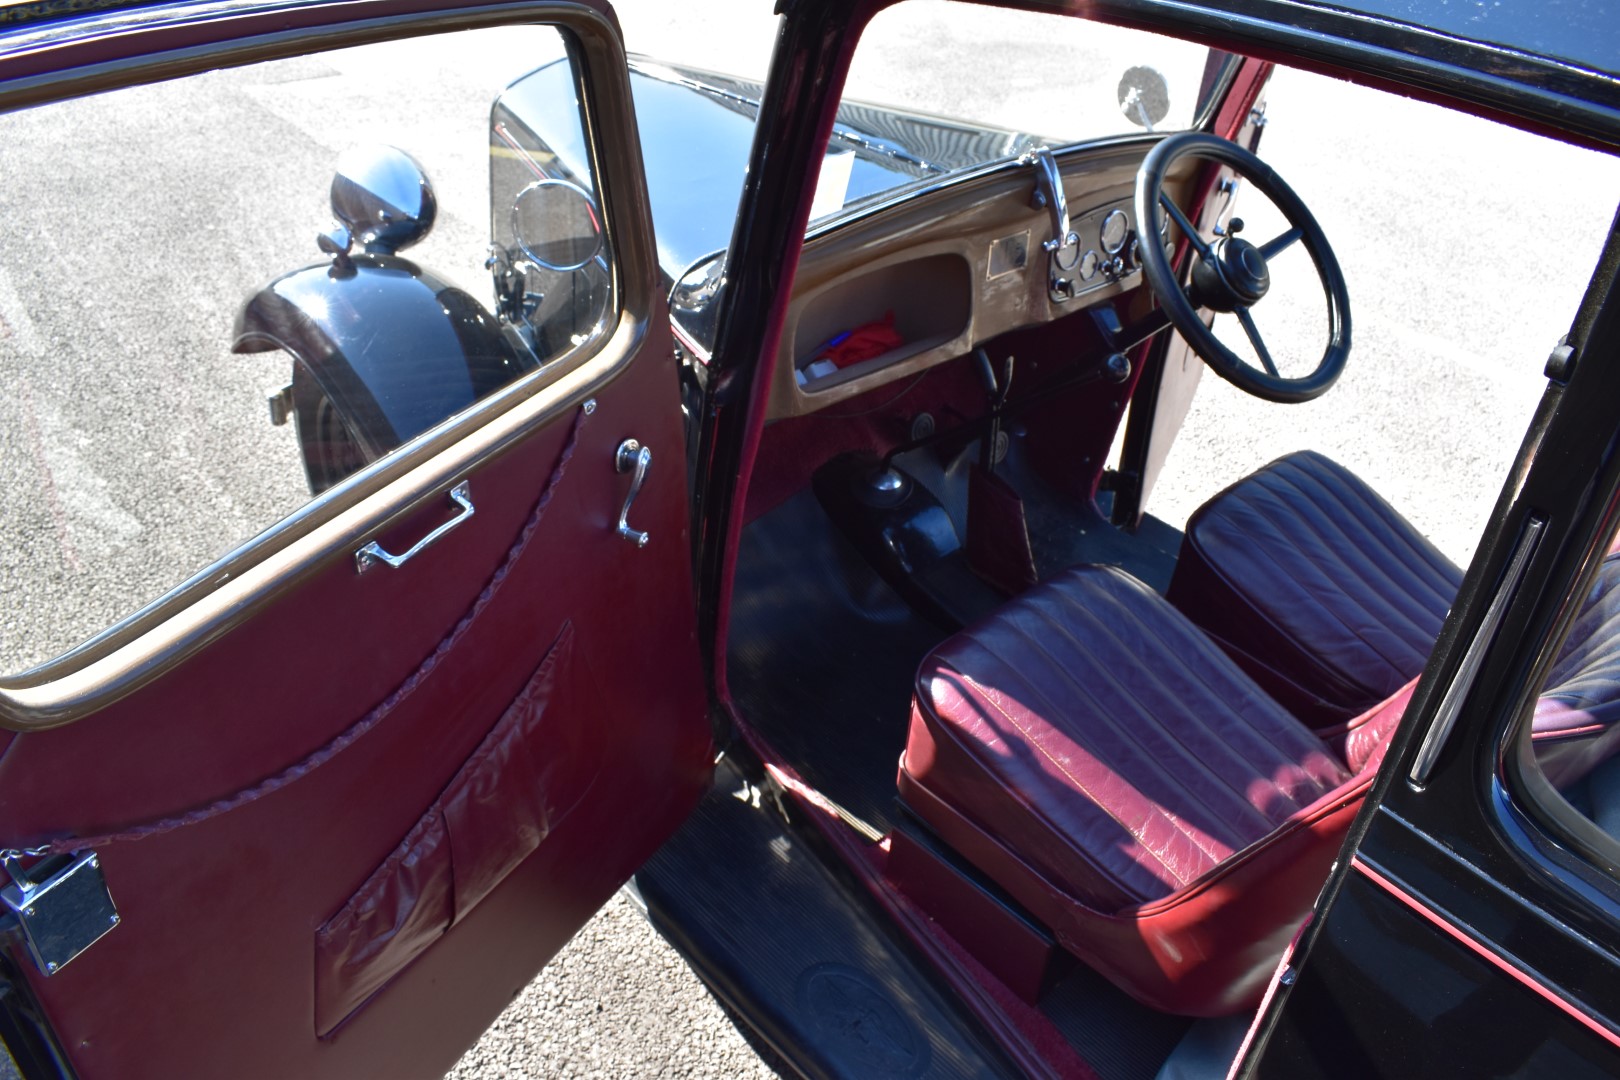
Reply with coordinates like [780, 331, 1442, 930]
[1169, 450, 1620, 787]
[897, 565, 1402, 1016]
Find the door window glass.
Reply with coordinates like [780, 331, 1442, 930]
[1509, 527, 1620, 848]
[0, 26, 613, 672]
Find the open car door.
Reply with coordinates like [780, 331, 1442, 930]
[0, 2, 711, 1077]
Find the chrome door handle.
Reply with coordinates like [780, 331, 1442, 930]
[355, 481, 475, 573]
[614, 439, 652, 547]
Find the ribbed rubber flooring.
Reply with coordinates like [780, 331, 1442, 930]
[728, 488, 945, 834]
[1041, 964, 1193, 1080]
[637, 759, 1020, 1080]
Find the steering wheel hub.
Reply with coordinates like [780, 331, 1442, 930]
[1193, 236, 1271, 312]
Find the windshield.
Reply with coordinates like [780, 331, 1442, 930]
[669, 6, 1229, 355]
[815, 2, 1231, 224]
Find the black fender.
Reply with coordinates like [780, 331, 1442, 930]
[233, 254, 535, 460]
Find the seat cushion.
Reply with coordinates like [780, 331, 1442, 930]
[900, 565, 1348, 912]
[1167, 451, 1463, 727]
[898, 565, 1367, 1015]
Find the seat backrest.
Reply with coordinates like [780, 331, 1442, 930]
[1532, 552, 1620, 788]
[1337, 553, 1620, 788]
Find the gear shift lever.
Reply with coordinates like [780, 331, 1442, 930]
[975, 348, 1015, 473]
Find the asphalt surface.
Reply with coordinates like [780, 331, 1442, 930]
[1, 1, 1617, 1077]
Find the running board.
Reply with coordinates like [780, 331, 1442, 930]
[633, 757, 1019, 1080]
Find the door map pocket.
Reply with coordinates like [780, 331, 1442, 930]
[313, 620, 601, 1036]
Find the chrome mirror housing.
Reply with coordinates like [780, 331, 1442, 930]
[329, 144, 437, 255]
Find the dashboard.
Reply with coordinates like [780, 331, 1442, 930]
[766, 139, 1197, 420]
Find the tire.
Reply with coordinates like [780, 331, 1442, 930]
[292, 364, 371, 496]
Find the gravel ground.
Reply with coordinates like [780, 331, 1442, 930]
[447, 892, 783, 1080]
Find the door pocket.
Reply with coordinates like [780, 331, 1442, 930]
[313, 620, 600, 1037]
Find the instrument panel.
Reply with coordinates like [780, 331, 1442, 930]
[766, 139, 1194, 420]
[1067, 198, 1166, 300]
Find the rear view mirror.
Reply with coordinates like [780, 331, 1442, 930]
[511, 178, 603, 271]
[1118, 65, 1171, 131]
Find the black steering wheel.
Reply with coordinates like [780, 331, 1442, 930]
[1134, 132, 1351, 404]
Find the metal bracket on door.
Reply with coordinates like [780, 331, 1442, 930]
[615, 439, 652, 548]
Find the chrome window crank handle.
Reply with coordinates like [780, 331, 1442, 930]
[614, 439, 652, 547]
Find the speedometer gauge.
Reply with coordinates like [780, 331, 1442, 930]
[1100, 209, 1129, 254]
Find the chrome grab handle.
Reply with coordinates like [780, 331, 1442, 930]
[355, 481, 475, 573]
[1408, 514, 1545, 785]
[1026, 147, 1078, 261]
[615, 439, 652, 547]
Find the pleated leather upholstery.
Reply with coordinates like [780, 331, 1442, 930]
[1168, 451, 1463, 726]
[898, 565, 1371, 1014]
[1169, 452, 1620, 786]
[904, 565, 1346, 909]
[1534, 553, 1620, 787]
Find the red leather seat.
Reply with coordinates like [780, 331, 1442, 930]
[1169, 450, 1620, 786]
[897, 565, 1393, 1016]
[1166, 451, 1461, 727]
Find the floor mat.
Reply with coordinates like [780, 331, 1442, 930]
[1039, 964, 1193, 1080]
[728, 488, 946, 835]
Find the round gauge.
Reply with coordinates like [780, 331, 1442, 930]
[1079, 249, 1100, 280]
[1100, 209, 1129, 254]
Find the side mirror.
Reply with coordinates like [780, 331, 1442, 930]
[329, 144, 437, 255]
[511, 179, 603, 272]
[1118, 66, 1171, 131]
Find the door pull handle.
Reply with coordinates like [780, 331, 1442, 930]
[355, 481, 475, 573]
[615, 439, 652, 547]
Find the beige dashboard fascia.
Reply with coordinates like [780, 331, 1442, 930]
[767, 142, 1199, 420]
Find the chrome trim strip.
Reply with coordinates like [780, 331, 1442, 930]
[1410, 515, 1546, 785]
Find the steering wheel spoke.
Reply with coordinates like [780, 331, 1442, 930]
[1234, 307, 1280, 377]
[1134, 132, 1350, 404]
[1258, 226, 1303, 261]
[1157, 192, 1212, 260]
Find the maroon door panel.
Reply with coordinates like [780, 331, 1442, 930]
[0, 338, 711, 1078]
[0, 4, 711, 1076]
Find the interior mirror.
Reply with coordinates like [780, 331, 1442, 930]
[511, 178, 603, 271]
[1118, 65, 1171, 131]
